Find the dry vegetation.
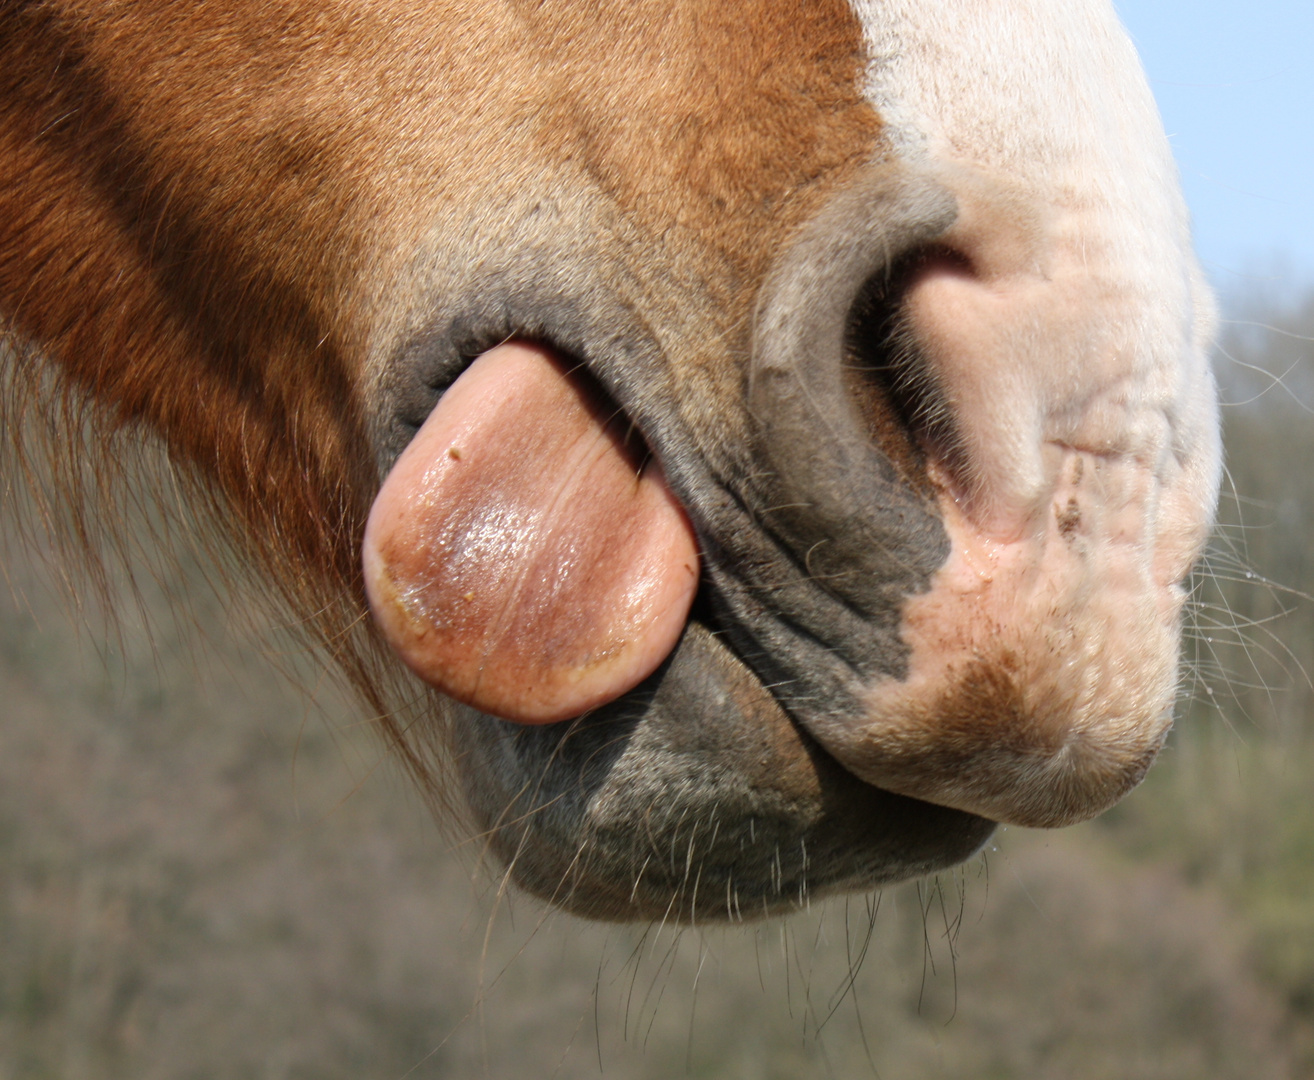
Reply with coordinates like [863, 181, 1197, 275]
[3, 289, 1314, 1078]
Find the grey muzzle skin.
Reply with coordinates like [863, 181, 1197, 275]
[725, 168, 959, 727]
[377, 165, 995, 921]
[453, 622, 994, 923]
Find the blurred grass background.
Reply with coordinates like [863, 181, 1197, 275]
[3, 291, 1314, 1079]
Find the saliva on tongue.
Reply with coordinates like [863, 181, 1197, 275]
[362, 340, 700, 724]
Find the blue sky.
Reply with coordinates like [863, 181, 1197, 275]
[1115, 1, 1314, 299]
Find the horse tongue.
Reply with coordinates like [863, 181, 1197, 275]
[362, 340, 699, 724]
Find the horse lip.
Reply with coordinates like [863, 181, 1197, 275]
[373, 321, 907, 799]
[366, 171, 968, 795]
[374, 327, 798, 736]
[451, 615, 996, 921]
[363, 233, 1002, 919]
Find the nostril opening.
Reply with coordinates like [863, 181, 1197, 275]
[842, 244, 967, 496]
[745, 166, 957, 617]
[909, 244, 975, 283]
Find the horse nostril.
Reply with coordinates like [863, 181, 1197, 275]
[745, 166, 957, 620]
[842, 243, 974, 500]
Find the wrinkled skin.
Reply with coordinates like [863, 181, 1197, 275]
[0, 0, 1219, 921]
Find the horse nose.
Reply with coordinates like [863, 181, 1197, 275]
[740, 163, 1195, 830]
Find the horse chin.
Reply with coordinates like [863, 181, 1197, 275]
[450, 620, 995, 923]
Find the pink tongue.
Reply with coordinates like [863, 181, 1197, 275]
[362, 340, 700, 724]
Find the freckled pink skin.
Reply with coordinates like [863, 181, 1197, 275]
[362, 340, 700, 724]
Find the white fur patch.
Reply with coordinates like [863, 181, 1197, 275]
[818, 0, 1223, 825]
